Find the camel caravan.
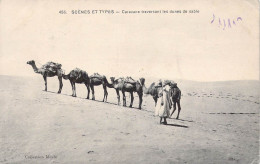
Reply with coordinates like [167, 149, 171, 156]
[27, 60, 182, 121]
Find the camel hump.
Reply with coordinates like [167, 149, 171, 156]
[171, 87, 181, 100]
[116, 77, 124, 81]
[74, 67, 81, 71]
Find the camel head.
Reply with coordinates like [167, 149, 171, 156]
[27, 60, 35, 65]
[139, 78, 145, 86]
[110, 77, 115, 83]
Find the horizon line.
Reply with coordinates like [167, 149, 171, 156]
[0, 74, 259, 83]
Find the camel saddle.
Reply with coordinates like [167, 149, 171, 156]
[41, 62, 62, 73]
[90, 73, 104, 80]
[113, 77, 124, 83]
[124, 76, 137, 85]
[154, 80, 163, 88]
[72, 68, 84, 80]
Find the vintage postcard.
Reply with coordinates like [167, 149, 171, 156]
[0, 0, 259, 163]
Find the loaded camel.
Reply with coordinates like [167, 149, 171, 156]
[27, 60, 63, 93]
[109, 77, 144, 109]
[89, 73, 111, 102]
[140, 78, 182, 119]
[62, 68, 90, 98]
[139, 78, 160, 106]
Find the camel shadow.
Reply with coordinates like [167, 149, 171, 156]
[208, 112, 257, 115]
[44, 90, 141, 107]
[141, 109, 154, 114]
[91, 99, 118, 106]
[45, 90, 70, 96]
[94, 100, 144, 110]
[164, 123, 189, 128]
[45, 90, 91, 100]
[123, 106, 141, 110]
[168, 117, 194, 123]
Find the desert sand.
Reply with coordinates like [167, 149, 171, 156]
[0, 75, 259, 164]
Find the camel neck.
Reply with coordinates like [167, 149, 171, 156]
[142, 84, 149, 94]
[31, 63, 39, 73]
[107, 80, 114, 88]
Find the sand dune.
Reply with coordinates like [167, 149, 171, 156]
[0, 75, 259, 164]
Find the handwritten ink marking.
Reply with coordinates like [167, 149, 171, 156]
[228, 19, 231, 28]
[211, 14, 242, 30]
[211, 14, 215, 24]
[223, 19, 226, 30]
[218, 18, 222, 27]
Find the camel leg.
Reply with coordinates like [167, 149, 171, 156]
[160, 117, 163, 124]
[90, 85, 95, 100]
[153, 96, 158, 107]
[103, 85, 108, 102]
[176, 100, 181, 119]
[105, 87, 108, 102]
[116, 89, 120, 105]
[122, 90, 126, 107]
[138, 92, 143, 109]
[43, 75, 47, 91]
[164, 117, 167, 124]
[129, 92, 134, 108]
[58, 76, 63, 94]
[73, 82, 77, 97]
[170, 101, 177, 117]
[70, 81, 76, 97]
[85, 83, 90, 99]
[70, 80, 74, 96]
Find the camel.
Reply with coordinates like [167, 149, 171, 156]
[109, 77, 144, 109]
[140, 78, 182, 119]
[89, 73, 110, 102]
[62, 68, 90, 98]
[108, 77, 124, 105]
[27, 60, 63, 93]
[169, 83, 182, 119]
[139, 78, 161, 106]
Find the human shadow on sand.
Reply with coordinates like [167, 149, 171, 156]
[163, 123, 189, 128]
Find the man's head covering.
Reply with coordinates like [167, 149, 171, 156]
[163, 80, 172, 86]
[170, 82, 177, 88]
[155, 79, 162, 88]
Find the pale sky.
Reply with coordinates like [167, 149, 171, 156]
[0, 0, 259, 81]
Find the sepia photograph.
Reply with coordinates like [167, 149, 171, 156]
[0, 0, 259, 163]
